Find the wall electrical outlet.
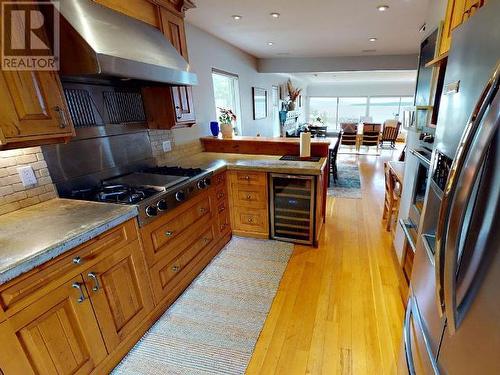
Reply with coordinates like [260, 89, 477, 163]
[17, 166, 38, 187]
[162, 141, 172, 152]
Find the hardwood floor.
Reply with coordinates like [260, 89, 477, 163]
[247, 148, 406, 375]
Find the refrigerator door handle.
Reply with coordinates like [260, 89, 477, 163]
[443, 80, 499, 335]
[404, 295, 441, 374]
[435, 62, 500, 318]
[403, 298, 417, 375]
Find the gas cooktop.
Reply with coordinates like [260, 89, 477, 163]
[68, 166, 213, 227]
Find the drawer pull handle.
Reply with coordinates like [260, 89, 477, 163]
[172, 265, 180, 272]
[248, 218, 254, 223]
[217, 192, 224, 199]
[218, 205, 225, 213]
[246, 195, 252, 200]
[73, 256, 83, 265]
[88, 272, 100, 292]
[244, 175, 250, 180]
[200, 207, 207, 214]
[165, 230, 174, 237]
[72, 282, 85, 303]
[220, 224, 226, 231]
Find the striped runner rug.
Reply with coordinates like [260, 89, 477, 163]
[112, 236, 293, 375]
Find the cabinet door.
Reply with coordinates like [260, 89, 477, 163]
[93, 0, 160, 28]
[159, 7, 188, 60]
[171, 86, 196, 125]
[440, 0, 467, 55]
[8, 276, 107, 375]
[0, 70, 74, 144]
[0, 321, 35, 375]
[83, 241, 154, 352]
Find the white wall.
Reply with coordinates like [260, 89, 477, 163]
[172, 23, 307, 143]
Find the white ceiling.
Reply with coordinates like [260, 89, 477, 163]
[292, 70, 418, 85]
[186, 0, 430, 58]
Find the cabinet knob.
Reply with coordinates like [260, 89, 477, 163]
[217, 192, 224, 199]
[72, 256, 82, 265]
[248, 217, 254, 223]
[246, 195, 252, 200]
[87, 272, 100, 292]
[72, 282, 85, 303]
[165, 230, 174, 237]
[244, 175, 250, 180]
[54, 105, 67, 129]
[200, 207, 207, 214]
[175, 105, 182, 120]
[172, 265, 180, 272]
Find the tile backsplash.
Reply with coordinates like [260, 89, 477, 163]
[0, 147, 57, 215]
[149, 129, 203, 165]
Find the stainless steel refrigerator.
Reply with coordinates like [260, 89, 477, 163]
[400, 2, 500, 374]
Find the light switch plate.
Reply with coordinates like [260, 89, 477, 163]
[162, 141, 172, 152]
[17, 166, 37, 187]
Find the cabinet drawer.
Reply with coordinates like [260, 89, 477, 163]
[233, 208, 268, 234]
[149, 225, 216, 303]
[232, 171, 267, 186]
[213, 171, 226, 186]
[234, 187, 267, 208]
[215, 185, 228, 202]
[0, 220, 137, 315]
[218, 210, 231, 235]
[146, 196, 212, 265]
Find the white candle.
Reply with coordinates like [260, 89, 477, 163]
[300, 132, 311, 158]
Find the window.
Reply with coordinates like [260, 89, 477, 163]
[338, 97, 368, 125]
[309, 97, 338, 128]
[212, 69, 242, 134]
[369, 96, 415, 123]
[369, 97, 402, 123]
[307, 95, 415, 130]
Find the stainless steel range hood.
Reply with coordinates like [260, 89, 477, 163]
[57, 0, 198, 86]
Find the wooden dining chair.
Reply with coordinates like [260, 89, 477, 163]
[382, 162, 401, 231]
[340, 123, 358, 150]
[361, 123, 382, 152]
[328, 134, 341, 186]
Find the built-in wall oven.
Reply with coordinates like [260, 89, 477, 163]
[399, 147, 432, 271]
[269, 174, 316, 245]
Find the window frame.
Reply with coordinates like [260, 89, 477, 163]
[211, 68, 242, 134]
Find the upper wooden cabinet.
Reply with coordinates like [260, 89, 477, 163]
[439, 0, 487, 55]
[159, 7, 188, 60]
[93, 0, 161, 28]
[0, 70, 75, 149]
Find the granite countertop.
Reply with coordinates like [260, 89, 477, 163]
[173, 152, 327, 175]
[0, 198, 137, 285]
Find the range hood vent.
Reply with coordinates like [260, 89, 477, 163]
[57, 0, 198, 86]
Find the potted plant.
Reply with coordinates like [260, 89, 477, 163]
[218, 107, 237, 138]
[286, 79, 302, 111]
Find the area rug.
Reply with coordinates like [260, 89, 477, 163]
[328, 160, 362, 199]
[112, 237, 293, 375]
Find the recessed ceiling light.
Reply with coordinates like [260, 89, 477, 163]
[267, 42, 274, 46]
[369, 37, 378, 42]
[270, 12, 280, 18]
[232, 15, 242, 20]
[377, 5, 389, 11]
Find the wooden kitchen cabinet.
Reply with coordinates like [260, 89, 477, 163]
[7, 276, 108, 375]
[228, 171, 269, 238]
[439, 0, 486, 55]
[0, 70, 75, 149]
[93, 0, 161, 28]
[159, 7, 188, 60]
[82, 240, 154, 353]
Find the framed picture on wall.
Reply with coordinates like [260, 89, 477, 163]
[253, 87, 267, 120]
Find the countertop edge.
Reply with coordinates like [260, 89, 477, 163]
[0, 207, 138, 285]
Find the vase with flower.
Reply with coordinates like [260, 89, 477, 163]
[218, 107, 237, 138]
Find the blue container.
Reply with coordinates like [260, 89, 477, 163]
[210, 121, 219, 136]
